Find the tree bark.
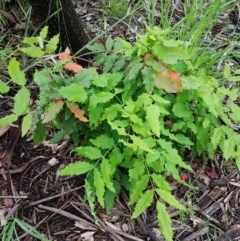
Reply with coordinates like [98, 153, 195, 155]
[29, 0, 89, 57]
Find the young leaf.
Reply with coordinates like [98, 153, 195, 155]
[132, 190, 154, 219]
[156, 201, 173, 241]
[151, 174, 171, 192]
[60, 161, 94, 176]
[59, 84, 87, 103]
[43, 100, 64, 123]
[106, 37, 114, 51]
[94, 168, 105, 208]
[21, 47, 44, 58]
[74, 146, 102, 160]
[13, 87, 30, 116]
[22, 36, 39, 44]
[39, 26, 48, 40]
[145, 104, 161, 137]
[101, 158, 115, 192]
[0, 80, 10, 93]
[46, 34, 59, 53]
[67, 103, 89, 122]
[33, 122, 47, 145]
[90, 134, 115, 149]
[156, 189, 185, 210]
[8, 58, 26, 86]
[22, 112, 33, 137]
[0, 114, 18, 127]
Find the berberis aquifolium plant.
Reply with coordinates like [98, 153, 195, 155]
[0, 26, 239, 241]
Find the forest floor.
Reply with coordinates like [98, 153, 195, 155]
[0, 0, 240, 240]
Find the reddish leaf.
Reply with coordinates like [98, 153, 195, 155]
[64, 62, 83, 73]
[154, 70, 182, 93]
[55, 99, 64, 105]
[68, 103, 88, 122]
[58, 47, 72, 60]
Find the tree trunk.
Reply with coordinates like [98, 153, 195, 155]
[29, 0, 89, 58]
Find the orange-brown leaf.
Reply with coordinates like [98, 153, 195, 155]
[154, 70, 182, 93]
[59, 47, 72, 60]
[68, 103, 88, 122]
[64, 62, 83, 73]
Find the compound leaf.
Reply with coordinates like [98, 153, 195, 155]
[60, 161, 94, 176]
[132, 190, 154, 218]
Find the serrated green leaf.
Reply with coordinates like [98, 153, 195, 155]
[0, 80, 9, 93]
[151, 174, 171, 192]
[172, 102, 192, 119]
[132, 190, 154, 218]
[106, 37, 113, 51]
[156, 201, 173, 241]
[33, 122, 47, 145]
[74, 146, 102, 160]
[95, 92, 115, 103]
[128, 61, 143, 80]
[8, 58, 26, 86]
[145, 104, 161, 137]
[211, 127, 224, 149]
[94, 168, 105, 208]
[129, 175, 149, 204]
[13, 87, 30, 116]
[42, 101, 64, 123]
[101, 158, 115, 192]
[87, 43, 105, 52]
[129, 135, 155, 153]
[22, 37, 39, 44]
[46, 34, 59, 53]
[21, 47, 44, 58]
[40, 26, 48, 39]
[222, 138, 235, 160]
[60, 161, 94, 176]
[22, 112, 33, 137]
[0, 114, 18, 127]
[142, 67, 154, 93]
[102, 104, 121, 121]
[59, 84, 87, 103]
[90, 134, 115, 149]
[156, 189, 185, 210]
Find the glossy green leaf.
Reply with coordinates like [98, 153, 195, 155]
[46, 34, 59, 53]
[0, 114, 18, 127]
[156, 189, 185, 210]
[59, 84, 87, 103]
[8, 58, 26, 86]
[74, 146, 102, 160]
[42, 101, 64, 123]
[60, 161, 94, 176]
[156, 202, 173, 241]
[0, 80, 9, 93]
[101, 158, 115, 192]
[132, 190, 154, 218]
[21, 47, 44, 58]
[145, 104, 161, 137]
[13, 87, 30, 116]
[94, 168, 105, 208]
[129, 174, 149, 204]
[90, 134, 115, 149]
[22, 112, 33, 137]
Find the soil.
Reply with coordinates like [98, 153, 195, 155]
[0, 1, 240, 240]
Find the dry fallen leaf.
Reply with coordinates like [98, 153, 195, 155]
[68, 103, 89, 122]
[81, 231, 96, 241]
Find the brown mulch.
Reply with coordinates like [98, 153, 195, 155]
[1, 1, 240, 240]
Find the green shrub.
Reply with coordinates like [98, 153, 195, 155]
[0, 26, 239, 241]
